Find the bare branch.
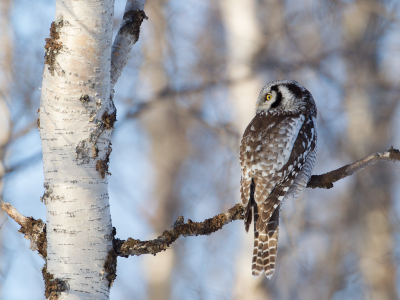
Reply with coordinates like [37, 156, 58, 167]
[307, 147, 400, 189]
[115, 147, 400, 257]
[110, 0, 147, 89]
[114, 204, 244, 257]
[1, 198, 28, 225]
[0, 198, 46, 259]
[3, 148, 399, 260]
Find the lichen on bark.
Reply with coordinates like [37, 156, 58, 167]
[119, 9, 148, 39]
[103, 227, 118, 287]
[42, 264, 68, 300]
[44, 16, 64, 76]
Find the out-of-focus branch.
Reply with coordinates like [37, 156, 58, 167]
[110, 0, 147, 89]
[4, 152, 42, 175]
[121, 75, 253, 121]
[307, 147, 400, 189]
[114, 204, 244, 257]
[0, 198, 46, 259]
[10, 120, 38, 142]
[118, 99, 241, 144]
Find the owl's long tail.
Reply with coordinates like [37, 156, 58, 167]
[252, 205, 280, 278]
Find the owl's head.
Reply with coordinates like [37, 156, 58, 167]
[255, 80, 316, 115]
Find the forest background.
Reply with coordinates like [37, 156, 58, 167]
[1, 0, 400, 299]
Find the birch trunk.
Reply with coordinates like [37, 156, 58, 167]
[39, 1, 115, 298]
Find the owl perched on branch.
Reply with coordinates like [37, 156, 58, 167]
[240, 80, 317, 278]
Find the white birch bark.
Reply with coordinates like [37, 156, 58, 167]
[39, 1, 115, 298]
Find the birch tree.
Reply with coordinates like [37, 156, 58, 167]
[2, 0, 147, 298]
[39, 4, 114, 299]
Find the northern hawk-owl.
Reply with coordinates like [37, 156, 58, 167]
[240, 80, 317, 278]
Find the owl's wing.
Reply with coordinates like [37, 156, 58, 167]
[255, 113, 317, 231]
[240, 112, 288, 232]
[240, 112, 316, 231]
[240, 113, 299, 206]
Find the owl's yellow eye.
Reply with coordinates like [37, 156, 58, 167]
[265, 94, 272, 101]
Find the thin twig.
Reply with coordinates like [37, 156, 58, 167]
[0, 198, 47, 259]
[307, 147, 400, 189]
[1, 198, 28, 225]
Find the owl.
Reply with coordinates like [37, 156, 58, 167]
[239, 80, 317, 278]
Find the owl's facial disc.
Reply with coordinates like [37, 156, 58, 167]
[256, 88, 281, 112]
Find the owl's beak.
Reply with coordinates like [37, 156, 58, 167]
[256, 103, 259, 108]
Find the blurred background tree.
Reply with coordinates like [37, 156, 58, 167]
[1, 0, 400, 299]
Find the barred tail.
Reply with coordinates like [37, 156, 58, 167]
[252, 205, 280, 278]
